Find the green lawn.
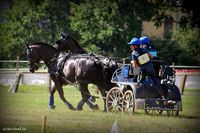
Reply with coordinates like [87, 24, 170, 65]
[0, 85, 200, 133]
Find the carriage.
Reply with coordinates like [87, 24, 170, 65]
[105, 62, 182, 116]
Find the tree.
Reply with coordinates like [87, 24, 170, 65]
[152, 26, 200, 65]
[0, 0, 70, 59]
[147, 0, 200, 28]
[70, 0, 156, 57]
[171, 26, 200, 65]
[1, 0, 199, 66]
[181, 0, 200, 28]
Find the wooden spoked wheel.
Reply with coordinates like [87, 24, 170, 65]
[106, 87, 123, 113]
[122, 90, 135, 115]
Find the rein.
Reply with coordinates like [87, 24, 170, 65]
[79, 89, 106, 99]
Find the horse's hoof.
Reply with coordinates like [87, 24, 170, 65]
[76, 107, 83, 111]
[49, 105, 56, 109]
[69, 106, 75, 111]
[93, 104, 99, 110]
[103, 109, 107, 113]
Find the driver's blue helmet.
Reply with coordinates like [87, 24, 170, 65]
[140, 36, 150, 44]
[128, 37, 140, 46]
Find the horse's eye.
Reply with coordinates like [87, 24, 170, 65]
[27, 52, 34, 59]
[61, 39, 66, 43]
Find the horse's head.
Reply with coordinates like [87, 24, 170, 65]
[54, 32, 71, 51]
[102, 58, 119, 73]
[54, 32, 86, 54]
[26, 44, 40, 73]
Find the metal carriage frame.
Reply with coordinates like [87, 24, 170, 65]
[105, 64, 182, 116]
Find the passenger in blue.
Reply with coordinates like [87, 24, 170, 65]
[140, 36, 157, 57]
[128, 37, 165, 98]
[139, 36, 154, 49]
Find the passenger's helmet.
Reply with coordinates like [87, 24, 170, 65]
[140, 36, 150, 44]
[128, 37, 141, 46]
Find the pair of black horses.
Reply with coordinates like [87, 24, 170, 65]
[26, 34, 119, 111]
[26, 33, 181, 112]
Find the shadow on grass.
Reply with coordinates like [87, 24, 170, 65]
[133, 111, 200, 120]
[179, 115, 200, 120]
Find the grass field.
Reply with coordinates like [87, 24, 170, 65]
[0, 84, 200, 133]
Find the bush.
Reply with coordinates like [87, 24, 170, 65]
[152, 26, 200, 66]
[171, 26, 200, 65]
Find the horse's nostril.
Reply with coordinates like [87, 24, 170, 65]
[29, 67, 35, 73]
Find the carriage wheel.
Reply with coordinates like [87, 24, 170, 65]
[144, 109, 151, 114]
[176, 111, 179, 116]
[167, 110, 179, 116]
[145, 109, 163, 115]
[122, 90, 135, 115]
[106, 87, 123, 113]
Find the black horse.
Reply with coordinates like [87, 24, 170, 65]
[54, 33, 120, 89]
[53, 33, 121, 110]
[26, 42, 118, 111]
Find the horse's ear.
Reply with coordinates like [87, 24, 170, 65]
[26, 43, 31, 50]
[61, 31, 68, 39]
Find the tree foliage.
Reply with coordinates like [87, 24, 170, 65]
[153, 26, 200, 65]
[181, 0, 200, 28]
[0, 0, 70, 59]
[0, 0, 199, 66]
[171, 26, 200, 65]
[147, 0, 200, 28]
[70, 0, 156, 57]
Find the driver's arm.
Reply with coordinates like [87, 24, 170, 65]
[131, 60, 139, 67]
[131, 54, 139, 67]
[147, 52, 153, 59]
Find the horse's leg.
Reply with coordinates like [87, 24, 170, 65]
[77, 99, 85, 111]
[77, 96, 96, 110]
[97, 86, 107, 112]
[57, 86, 75, 110]
[79, 83, 99, 110]
[77, 86, 96, 110]
[49, 84, 57, 109]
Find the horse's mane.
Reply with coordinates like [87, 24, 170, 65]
[68, 36, 86, 52]
[30, 42, 57, 51]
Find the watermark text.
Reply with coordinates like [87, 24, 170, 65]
[2, 126, 26, 132]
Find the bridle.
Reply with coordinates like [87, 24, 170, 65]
[26, 44, 40, 72]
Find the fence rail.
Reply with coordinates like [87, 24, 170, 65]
[1, 59, 200, 67]
[0, 59, 200, 93]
